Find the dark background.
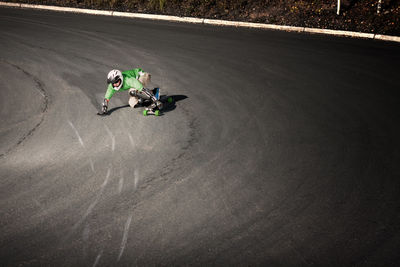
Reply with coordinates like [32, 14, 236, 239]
[3, 0, 400, 35]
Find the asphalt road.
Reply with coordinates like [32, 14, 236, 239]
[1, 7, 400, 266]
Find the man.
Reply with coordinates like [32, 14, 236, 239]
[98, 68, 162, 115]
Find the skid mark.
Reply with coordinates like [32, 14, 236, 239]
[33, 198, 42, 208]
[33, 198, 47, 216]
[66, 168, 111, 239]
[134, 169, 139, 190]
[117, 214, 133, 261]
[68, 120, 85, 148]
[92, 250, 102, 267]
[89, 158, 95, 173]
[118, 177, 124, 194]
[82, 225, 90, 257]
[128, 133, 134, 148]
[78, 201, 97, 228]
[102, 168, 111, 187]
[104, 125, 115, 152]
[0, 60, 49, 158]
[82, 224, 90, 241]
[143, 144, 154, 151]
[118, 169, 124, 194]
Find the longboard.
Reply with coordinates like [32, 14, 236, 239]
[143, 88, 174, 116]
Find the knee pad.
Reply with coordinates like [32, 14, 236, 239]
[129, 97, 139, 108]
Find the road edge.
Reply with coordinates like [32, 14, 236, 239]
[1, 1, 399, 43]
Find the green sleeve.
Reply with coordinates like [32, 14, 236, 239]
[122, 76, 144, 92]
[130, 78, 144, 91]
[123, 68, 143, 79]
[105, 84, 116, 100]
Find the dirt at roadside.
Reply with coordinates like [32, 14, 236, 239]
[5, 0, 400, 36]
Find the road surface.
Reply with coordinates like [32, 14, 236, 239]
[1, 7, 400, 266]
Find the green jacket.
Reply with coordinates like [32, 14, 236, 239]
[104, 68, 144, 100]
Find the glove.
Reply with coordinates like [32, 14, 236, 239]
[97, 99, 109, 116]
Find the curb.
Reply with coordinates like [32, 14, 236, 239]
[1, 1, 399, 43]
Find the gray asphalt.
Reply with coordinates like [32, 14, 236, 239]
[1, 7, 400, 266]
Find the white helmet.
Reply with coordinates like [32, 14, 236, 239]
[107, 69, 123, 91]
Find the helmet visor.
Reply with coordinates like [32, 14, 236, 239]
[107, 75, 121, 84]
[112, 79, 121, 88]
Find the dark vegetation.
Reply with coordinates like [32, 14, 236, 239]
[6, 0, 400, 35]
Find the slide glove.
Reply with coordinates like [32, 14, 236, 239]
[97, 99, 109, 116]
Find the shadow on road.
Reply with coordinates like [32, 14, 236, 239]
[160, 95, 188, 115]
[107, 104, 130, 115]
[103, 95, 188, 116]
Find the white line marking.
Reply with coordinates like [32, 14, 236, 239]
[117, 214, 133, 261]
[68, 120, 85, 148]
[303, 27, 375, 38]
[374, 34, 400, 42]
[0, 2, 20, 7]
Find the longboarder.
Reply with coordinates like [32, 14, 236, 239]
[97, 69, 162, 116]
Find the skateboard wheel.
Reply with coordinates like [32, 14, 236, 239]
[143, 110, 148, 116]
[167, 97, 173, 103]
[155, 110, 160, 116]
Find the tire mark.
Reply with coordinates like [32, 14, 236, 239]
[0, 59, 49, 158]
